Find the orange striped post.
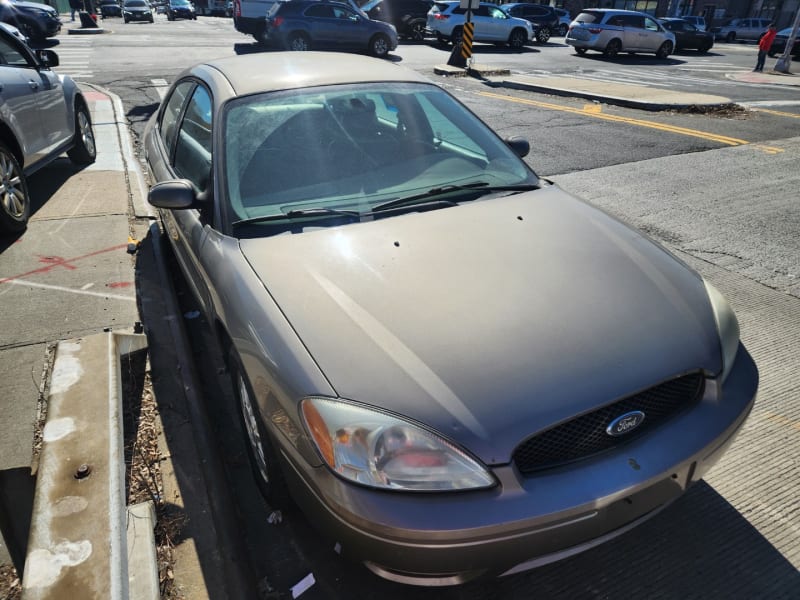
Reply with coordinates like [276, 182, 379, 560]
[461, 21, 474, 61]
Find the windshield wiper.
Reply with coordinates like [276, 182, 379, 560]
[372, 182, 539, 213]
[232, 207, 362, 228]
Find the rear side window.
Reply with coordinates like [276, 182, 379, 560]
[620, 15, 645, 28]
[160, 81, 195, 158]
[574, 11, 602, 24]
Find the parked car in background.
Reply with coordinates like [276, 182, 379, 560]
[0, 27, 96, 233]
[233, 0, 279, 42]
[711, 17, 771, 42]
[99, 0, 123, 18]
[262, 0, 397, 57]
[143, 50, 757, 587]
[0, 21, 28, 43]
[427, 1, 533, 48]
[768, 27, 800, 57]
[0, 0, 61, 43]
[123, 0, 155, 22]
[363, 0, 432, 41]
[167, 0, 197, 20]
[555, 7, 570, 36]
[502, 2, 559, 43]
[566, 9, 675, 58]
[680, 14, 706, 31]
[659, 17, 714, 52]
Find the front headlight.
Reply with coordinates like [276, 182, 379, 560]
[301, 398, 495, 492]
[703, 279, 740, 383]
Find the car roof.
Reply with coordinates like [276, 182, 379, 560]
[197, 52, 430, 98]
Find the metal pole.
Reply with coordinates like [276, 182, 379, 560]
[774, 10, 800, 73]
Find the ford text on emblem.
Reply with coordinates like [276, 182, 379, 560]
[606, 411, 646, 437]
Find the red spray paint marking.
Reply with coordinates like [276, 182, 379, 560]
[0, 243, 129, 285]
[107, 282, 134, 289]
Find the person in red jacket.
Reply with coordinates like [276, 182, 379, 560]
[755, 23, 778, 72]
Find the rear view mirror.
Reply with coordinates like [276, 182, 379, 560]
[148, 179, 201, 209]
[37, 49, 59, 68]
[505, 136, 530, 158]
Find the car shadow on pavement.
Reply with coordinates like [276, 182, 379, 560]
[572, 52, 686, 66]
[25, 159, 89, 218]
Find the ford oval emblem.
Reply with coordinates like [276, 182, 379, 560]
[606, 411, 646, 437]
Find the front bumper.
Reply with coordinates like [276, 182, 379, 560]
[124, 11, 152, 20]
[278, 345, 758, 585]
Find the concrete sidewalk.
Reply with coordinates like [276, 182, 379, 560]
[0, 85, 149, 568]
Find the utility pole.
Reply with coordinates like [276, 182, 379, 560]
[774, 10, 800, 73]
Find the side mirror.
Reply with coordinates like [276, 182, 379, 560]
[148, 179, 202, 209]
[505, 136, 530, 158]
[37, 49, 59, 68]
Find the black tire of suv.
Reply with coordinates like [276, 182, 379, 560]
[656, 40, 673, 59]
[559, 23, 568, 36]
[369, 33, 391, 58]
[575, 47, 587, 55]
[603, 38, 621, 57]
[0, 142, 30, 234]
[67, 102, 97, 165]
[508, 28, 527, 49]
[700, 43, 712, 54]
[287, 32, 311, 51]
[726, 32, 736, 43]
[536, 26, 551, 44]
[407, 18, 426, 42]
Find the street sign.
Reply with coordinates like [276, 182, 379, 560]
[460, 0, 479, 9]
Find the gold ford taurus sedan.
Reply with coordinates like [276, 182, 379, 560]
[144, 52, 758, 586]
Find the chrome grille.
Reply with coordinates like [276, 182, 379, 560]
[513, 372, 705, 475]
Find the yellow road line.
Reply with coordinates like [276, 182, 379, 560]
[753, 107, 800, 119]
[764, 411, 800, 433]
[478, 90, 756, 147]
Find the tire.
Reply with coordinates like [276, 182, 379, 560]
[767, 50, 776, 58]
[149, 16, 154, 22]
[656, 40, 673, 59]
[286, 32, 311, 51]
[254, 25, 269, 45]
[407, 19, 426, 42]
[450, 26, 463, 45]
[0, 142, 30, 234]
[725, 32, 735, 43]
[124, 17, 129, 23]
[699, 43, 712, 53]
[369, 33, 391, 58]
[558, 23, 568, 36]
[603, 38, 621, 57]
[535, 26, 550, 44]
[67, 102, 97, 165]
[508, 27, 527, 49]
[575, 47, 587, 55]
[227, 348, 291, 508]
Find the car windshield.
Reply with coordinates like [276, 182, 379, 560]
[125, 0, 147, 6]
[223, 82, 537, 232]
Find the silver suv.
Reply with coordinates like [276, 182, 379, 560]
[711, 17, 772, 43]
[427, 1, 533, 48]
[0, 27, 96, 234]
[566, 8, 675, 58]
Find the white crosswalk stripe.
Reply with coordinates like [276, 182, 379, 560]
[51, 36, 95, 79]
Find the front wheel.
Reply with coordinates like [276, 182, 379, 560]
[656, 40, 673, 59]
[699, 43, 712, 53]
[558, 23, 568, 36]
[407, 19, 426, 41]
[228, 349, 291, 508]
[575, 47, 587, 55]
[450, 26, 463, 46]
[725, 32, 736, 43]
[0, 143, 30, 234]
[369, 33, 391, 58]
[287, 32, 311, 51]
[67, 103, 97, 165]
[536, 26, 551, 44]
[603, 38, 621, 57]
[508, 27, 527, 49]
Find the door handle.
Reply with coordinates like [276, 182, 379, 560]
[28, 80, 40, 90]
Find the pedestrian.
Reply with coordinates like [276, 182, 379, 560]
[69, 0, 82, 21]
[755, 23, 778, 72]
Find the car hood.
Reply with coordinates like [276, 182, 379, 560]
[239, 186, 721, 464]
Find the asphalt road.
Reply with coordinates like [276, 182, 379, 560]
[7, 14, 798, 598]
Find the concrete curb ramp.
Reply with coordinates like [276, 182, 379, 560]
[20, 332, 158, 600]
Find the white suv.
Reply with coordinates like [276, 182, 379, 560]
[711, 17, 772, 43]
[427, 1, 533, 49]
[566, 8, 675, 58]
